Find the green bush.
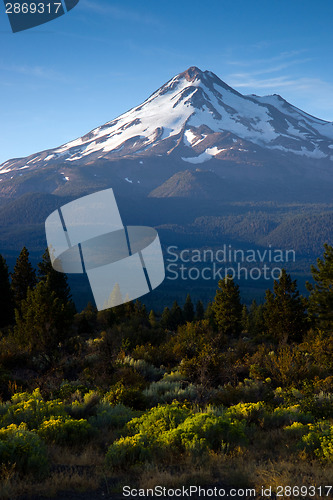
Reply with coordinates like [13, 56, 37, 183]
[158, 412, 247, 452]
[0, 389, 66, 430]
[106, 403, 247, 469]
[120, 356, 165, 381]
[89, 403, 139, 430]
[38, 417, 93, 445]
[299, 422, 333, 461]
[284, 422, 308, 439]
[225, 402, 266, 424]
[104, 382, 146, 410]
[126, 403, 190, 437]
[105, 433, 152, 468]
[0, 423, 48, 477]
[264, 405, 314, 429]
[144, 380, 199, 405]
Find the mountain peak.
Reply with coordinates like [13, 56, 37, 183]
[180, 66, 205, 82]
[1, 65, 332, 190]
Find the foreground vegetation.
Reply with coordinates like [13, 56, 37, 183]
[0, 245, 332, 498]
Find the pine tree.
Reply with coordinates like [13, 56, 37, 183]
[169, 300, 183, 330]
[13, 279, 73, 353]
[183, 294, 194, 322]
[306, 244, 333, 331]
[212, 276, 243, 336]
[264, 269, 307, 343]
[160, 307, 171, 329]
[134, 300, 148, 318]
[11, 247, 36, 307]
[38, 249, 72, 305]
[248, 300, 265, 337]
[149, 310, 157, 327]
[241, 305, 249, 333]
[0, 254, 14, 328]
[204, 301, 215, 327]
[196, 300, 205, 321]
[108, 283, 123, 308]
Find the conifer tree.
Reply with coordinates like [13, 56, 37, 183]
[306, 244, 333, 331]
[0, 254, 14, 328]
[13, 279, 73, 353]
[11, 247, 36, 307]
[196, 300, 205, 321]
[149, 309, 157, 327]
[183, 294, 194, 322]
[264, 269, 307, 343]
[248, 299, 265, 337]
[108, 283, 123, 308]
[169, 300, 183, 330]
[160, 306, 171, 329]
[38, 249, 72, 305]
[241, 305, 249, 333]
[212, 276, 242, 336]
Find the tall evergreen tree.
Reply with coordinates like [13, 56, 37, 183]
[38, 249, 72, 305]
[169, 300, 183, 330]
[212, 276, 242, 336]
[248, 299, 265, 338]
[0, 254, 14, 328]
[241, 305, 249, 333]
[160, 306, 171, 329]
[11, 247, 36, 307]
[183, 294, 194, 322]
[306, 244, 333, 331]
[196, 300, 205, 321]
[13, 279, 73, 353]
[264, 269, 307, 343]
[149, 309, 157, 327]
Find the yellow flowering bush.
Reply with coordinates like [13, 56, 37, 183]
[300, 422, 333, 461]
[105, 433, 152, 468]
[0, 423, 48, 477]
[38, 417, 93, 445]
[0, 389, 66, 430]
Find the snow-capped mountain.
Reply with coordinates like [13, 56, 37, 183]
[0, 66, 333, 200]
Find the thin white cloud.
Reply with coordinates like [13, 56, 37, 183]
[81, 0, 160, 27]
[0, 62, 69, 82]
[230, 59, 312, 78]
[227, 50, 307, 67]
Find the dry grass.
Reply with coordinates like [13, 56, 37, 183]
[49, 443, 105, 467]
[0, 467, 101, 499]
[1, 424, 332, 499]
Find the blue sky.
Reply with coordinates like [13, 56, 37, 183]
[1, 0, 333, 164]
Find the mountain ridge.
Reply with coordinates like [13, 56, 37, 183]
[0, 66, 332, 203]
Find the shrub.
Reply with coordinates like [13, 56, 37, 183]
[158, 412, 247, 452]
[0, 423, 48, 477]
[106, 403, 247, 469]
[120, 356, 165, 381]
[213, 379, 273, 407]
[89, 403, 139, 430]
[225, 402, 266, 424]
[0, 389, 66, 429]
[105, 433, 152, 468]
[284, 421, 308, 439]
[299, 422, 333, 461]
[104, 382, 147, 410]
[144, 380, 199, 405]
[264, 405, 314, 429]
[38, 417, 93, 445]
[126, 403, 190, 437]
[57, 380, 90, 401]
